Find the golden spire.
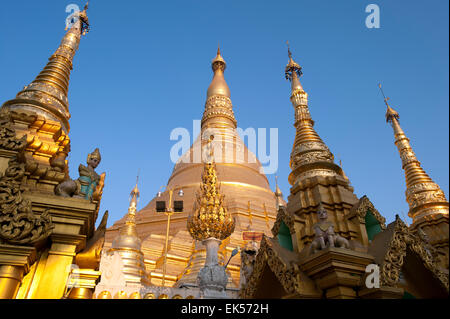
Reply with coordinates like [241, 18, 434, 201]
[1, 2, 90, 132]
[380, 84, 449, 224]
[111, 177, 149, 285]
[202, 46, 237, 129]
[187, 137, 235, 241]
[274, 176, 287, 208]
[285, 43, 344, 186]
[112, 179, 141, 250]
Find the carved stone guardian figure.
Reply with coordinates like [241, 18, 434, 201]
[55, 148, 105, 200]
[310, 206, 349, 255]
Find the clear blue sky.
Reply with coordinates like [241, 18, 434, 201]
[1, 0, 448, 227]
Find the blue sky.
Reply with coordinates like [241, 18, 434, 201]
[0, 0, 448, 227]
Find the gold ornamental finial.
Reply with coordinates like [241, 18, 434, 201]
[187, 147, 235, 241]
[285, 41, 303, 92]
[379, 83, 400, 123]
[381, 84, 449, 224]
[207, 45, 230, 98]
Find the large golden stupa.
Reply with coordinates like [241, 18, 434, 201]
[105, 48, 280, 288]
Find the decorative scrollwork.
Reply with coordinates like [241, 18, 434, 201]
[271, 206, 295, 237]
[239, 236, 301, 298]
[0, 114, 27, 151]
[0, 114, 53, 245]
[349, 195, 386, 230]
[379, 217, 448, 291]
[0, 158, 54, 245]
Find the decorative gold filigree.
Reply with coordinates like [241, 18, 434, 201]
[0, 159, 53, 245]
[202, 95, 237, 127]
[349, 195, 386, 230]
[379, 217, 448, 291]
[0, 114, 54, 245]
[0, 113, 27, 151]
[239, 236, 301, 298]
[271, 206, 295, 237]
[187, 157, 235, 241]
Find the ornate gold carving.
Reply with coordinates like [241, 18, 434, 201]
[291, 150, 334, 168]
[379, 216, 448, 291]
[349, 195, 386, 230]
[292, 142, 330, 155]
[0, 114, 27, 152]
[202, 95, 237, 127]
[187, 159, 235, 241]
[271, 206, 295, 237]
[0, 112, 53, 245]
[407, 189, 448, 210]
[0, 158, 53, 245]
[239, 236, 301, 298]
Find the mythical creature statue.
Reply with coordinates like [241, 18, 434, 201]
[55, 148, 105, 201]
[310, 206, 349, 255]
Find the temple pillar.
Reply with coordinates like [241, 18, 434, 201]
[32, 234, 85, 299]
[0, 245, 36, 299]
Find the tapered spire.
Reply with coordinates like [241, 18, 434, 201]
[1, 3, 90, 132]
[380, 84, 449, 224]
[113, 180, 140, 249]
[111, 179, 149, 285]
[285, 43, 344, 186]
[274, 176, 286, 209]
[207, 45, 230, 98]
[202, 46, 236, 129]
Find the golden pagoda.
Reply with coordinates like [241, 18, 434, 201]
[381, 85, 449, 270]
[0, 3, 108, 299]
[105, 47, 280, 288]
[239, 46, 448, 299]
